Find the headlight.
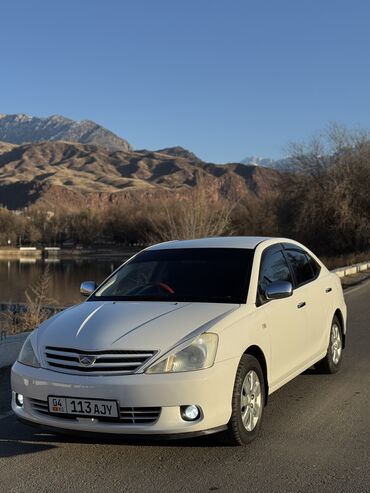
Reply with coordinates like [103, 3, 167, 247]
[18, 335, 40, 368]
[146, 333, 218, 374]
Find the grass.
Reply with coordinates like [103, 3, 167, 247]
[0, 266, 60, 336]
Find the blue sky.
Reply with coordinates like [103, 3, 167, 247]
[1, 0, 370, 162]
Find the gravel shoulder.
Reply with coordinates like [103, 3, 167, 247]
[341, 270, 370, 289]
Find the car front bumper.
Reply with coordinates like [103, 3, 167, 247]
[11, 358, 238, 436]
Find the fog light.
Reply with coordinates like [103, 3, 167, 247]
[15, 393, 24, 407]
[181, 405, 201, 421]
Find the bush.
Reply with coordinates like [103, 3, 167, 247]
[149, 175, 235, 241]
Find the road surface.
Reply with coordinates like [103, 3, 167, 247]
[0, 280, 369, 492]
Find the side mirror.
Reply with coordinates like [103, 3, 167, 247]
[80, 281, 97, 297]
[265, 281, 293, 300]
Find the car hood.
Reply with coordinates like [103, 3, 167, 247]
[36, 301, 239, 355]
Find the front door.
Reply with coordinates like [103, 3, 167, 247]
[284, 247, 331, 362]
[256, 246, 308, 389]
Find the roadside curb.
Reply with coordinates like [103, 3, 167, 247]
[0, 332, 29, 369]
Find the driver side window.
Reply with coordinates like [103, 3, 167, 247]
[257, 249, 293, 305]
[106, 261, 157, 296]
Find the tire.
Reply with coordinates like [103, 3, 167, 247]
[315, 316, 343, 374]
[222, 354, 265, 446]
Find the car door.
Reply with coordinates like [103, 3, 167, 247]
[283, 246, 330, 361]
[256, 245, 308, 390]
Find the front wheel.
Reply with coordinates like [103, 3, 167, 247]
[222, 354, 265, 445]
[315, 316, 343, 374]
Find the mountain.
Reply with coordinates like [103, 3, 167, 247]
[0, 141, 17, 154]
[0, 141, 278, 211]
[241, 155, 291, 169]
[0, 113, 132, 152]
[154, 146, 202, 162]
[241, 156, 275, 167]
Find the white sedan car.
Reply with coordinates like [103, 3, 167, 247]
[12, 237, 347, 445]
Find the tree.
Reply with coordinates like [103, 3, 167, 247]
[150, 173, 235, 241]
[277, 124, 370, 254]
[0, 207, 24, 245]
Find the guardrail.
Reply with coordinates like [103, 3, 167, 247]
[332, 260, 370, 278]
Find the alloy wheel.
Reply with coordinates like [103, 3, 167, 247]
[240, 370, 262, 432]
[331, 323, 342, 365]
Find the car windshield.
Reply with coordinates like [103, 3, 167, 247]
[90, 248, 254, 304]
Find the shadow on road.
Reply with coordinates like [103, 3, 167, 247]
[0, 417, 230, 451]
[0, 420, 58, 458]
[0, 438, 56, 459]
[0, 366, 11, 415]
[0, 329, 357, 459]
[0, 359, 353, 459]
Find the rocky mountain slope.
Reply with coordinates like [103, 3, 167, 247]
[0, 141, 277, 211]
[154, 146, 202, 162]
[0, 114, 132, 152]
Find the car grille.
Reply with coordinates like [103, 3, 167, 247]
[44, 346, 156, 375]
[30, 398, 50, 415]
[29, 398, 161, 425]
[119, 408, 162, 424]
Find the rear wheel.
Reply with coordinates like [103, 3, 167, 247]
[222, 354, 265, 445]
[316, 316, 343, 374]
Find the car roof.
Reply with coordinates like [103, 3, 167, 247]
[146, 236, 272, 250]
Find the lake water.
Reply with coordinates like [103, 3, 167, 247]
[0, 256, 129, 306]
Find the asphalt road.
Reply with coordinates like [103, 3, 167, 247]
[0, 280, 369, 493]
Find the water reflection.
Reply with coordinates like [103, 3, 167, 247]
[0, 257, 127, 306]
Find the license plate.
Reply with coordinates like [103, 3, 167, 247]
[48, 396, 119, 418]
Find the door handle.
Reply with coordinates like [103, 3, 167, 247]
[297, 301, 306, 309]
[325, 287, 332, 293]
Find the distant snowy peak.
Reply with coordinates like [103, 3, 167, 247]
[0, 113, 132, 152]
[241, 156, 276, 167]
[241, 155, 291, 169]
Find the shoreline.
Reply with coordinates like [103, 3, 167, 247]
[0, 246, 142, 260]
